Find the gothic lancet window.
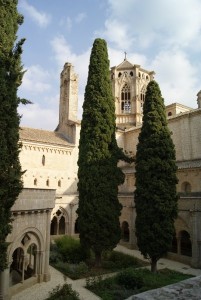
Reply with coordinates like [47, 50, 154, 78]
[121, 84, 131, 113]
[140, 86, 146, 111]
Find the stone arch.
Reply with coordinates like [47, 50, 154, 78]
[10, 247, 24, 285]
[50, 216, 57, 235]
[179, 230, 192, 257]
[8, 227, 44, 262]
[121, 221, 130, 242]
[174, 216, 189, 236]
[50, 207, 69, 235]
[8, 228, 44, 286]
[74, 218, 79, 234]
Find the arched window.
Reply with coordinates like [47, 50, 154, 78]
[59, 216, 65, 235]
[50, 216, 57, 235]
[121, 84, 131, 113]
[74, 218, 79, 234]
[50, 209, 68, 236]
[46, 179, 49, 187]
[34, 178, 37, 186]
[121, 221, 130, 242]
[58, 180, 61, 187]
[42, 155, 45, 166]
[168, 112, 172, 117]
[140, 86, 146, 111]
[181, 182, 191, 193]
[180, 230, 192, 257]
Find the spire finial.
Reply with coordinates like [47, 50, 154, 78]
[124, 51, 127, 60]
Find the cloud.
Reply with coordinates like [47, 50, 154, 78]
[59, 17, 72, 32]
[19, 102, 58, 131]
[149, 50, 199, 108]
[20, 65, 52, 95]
[75, 13, 87, 23]
[20, 0, 51, 27]
[105, 0, 201, 51]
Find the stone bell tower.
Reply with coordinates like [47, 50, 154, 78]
[56, 63, 79, 143]
[111, 57, 155, 129]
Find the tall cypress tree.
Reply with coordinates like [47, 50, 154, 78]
[0, 0, 26, 270]
[77, 38, 125, 265]
[134, 80, 178, 273]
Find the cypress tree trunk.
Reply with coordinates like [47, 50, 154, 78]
[151, 258, 157, 273]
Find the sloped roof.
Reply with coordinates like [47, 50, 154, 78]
[116, 59, 134, 70]
[20, 127, 73, 147]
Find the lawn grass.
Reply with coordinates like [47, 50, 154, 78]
[86, 267, 194, 300]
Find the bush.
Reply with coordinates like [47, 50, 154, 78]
[46, 283, 80, 300]
[54, 236, 89, 263]
[49, 243, 63, 264]
[54, 261, 89, 280]
[116, 268, 144, 289]
[103, 251, 140, 269]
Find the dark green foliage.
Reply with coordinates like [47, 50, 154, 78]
[134, 80, 178, 272]
[77, 38, 125, 263]
[86, 268, 193, 300]
[116, 267, 144, 289]
[102, 250, 144, 270]
[46, 283, 81, 300]
[53, 261, 89, 280]
[53, 236, 90, 263]
[0, 0, 27, 270]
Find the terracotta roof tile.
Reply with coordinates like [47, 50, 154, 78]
[20, 127, 73, 147]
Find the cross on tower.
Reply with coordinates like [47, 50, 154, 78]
[124, 51, 127, 60]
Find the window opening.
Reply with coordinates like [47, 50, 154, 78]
[121, 84, 131, 113]
[42, 155, 45, 166]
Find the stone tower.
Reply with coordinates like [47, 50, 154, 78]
[111, 58, 155, 129]
[56, 63, 79, 143]
[197, 90, 201, 108]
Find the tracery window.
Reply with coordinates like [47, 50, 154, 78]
[121, 84, 131, 113]
[140, 85, 146, 111]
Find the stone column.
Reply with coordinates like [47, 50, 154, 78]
[190, 210, 199, 268]
[0, 264, 11, 300]
[43, 209, 51, 282]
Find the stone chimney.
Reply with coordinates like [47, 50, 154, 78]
[197, 90, 201, 108]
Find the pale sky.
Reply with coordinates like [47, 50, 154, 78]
[17, 0, 201, 130]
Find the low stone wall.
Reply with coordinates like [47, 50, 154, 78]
[126, 275, 201, 300]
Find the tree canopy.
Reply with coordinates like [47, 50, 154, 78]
[134, 80, 178, 272]
[0, 0, 26, 270]
[77, 38, 125, 265]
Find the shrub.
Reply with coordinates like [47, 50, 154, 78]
[116, 268, 144, 289]
[49, 243, 63, 264]
[104, 251, 140, 269]
[54, 261, 89, 280]
[46, 283, 80, 300]
[55, 236, 89, 263]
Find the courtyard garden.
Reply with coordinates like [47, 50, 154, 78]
[46, 236, 193, 300]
